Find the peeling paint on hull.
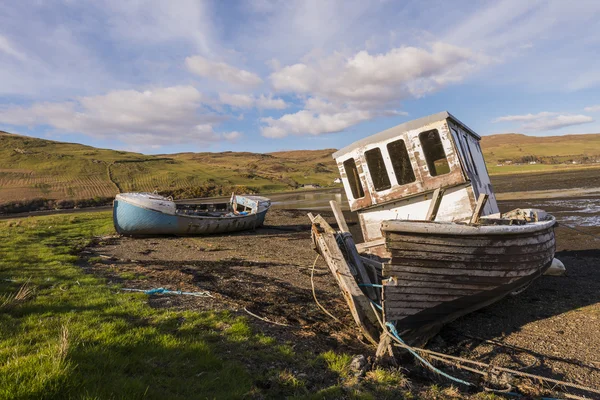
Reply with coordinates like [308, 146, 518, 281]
[113, 199, 269, 236]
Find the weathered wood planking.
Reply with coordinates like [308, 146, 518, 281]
[380, 216, 556, 343]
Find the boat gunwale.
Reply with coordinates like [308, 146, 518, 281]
[381, 215, 556, 236]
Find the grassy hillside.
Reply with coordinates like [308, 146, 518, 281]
[0, 131, 339, 205]
[481, 133, 600, 174]
[1, 129, 600, 207]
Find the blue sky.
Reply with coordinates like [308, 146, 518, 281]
[1, 0, 600, 154]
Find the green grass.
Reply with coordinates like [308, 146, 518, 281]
[0, 212, 422, 399]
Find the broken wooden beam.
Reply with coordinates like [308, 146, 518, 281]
[329, 200, 349, 233]
[425, 188, 445, 221]
[470, 193, 489, 224]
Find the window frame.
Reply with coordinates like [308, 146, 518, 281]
[386, 138, 416, 186]
[364, 147, 392, 192]
[419, 129, 450, 177]
[342, 157, 365, 199]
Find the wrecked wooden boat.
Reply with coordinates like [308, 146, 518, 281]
[113, 192, 271, 236]
[309, 112, 557, 348]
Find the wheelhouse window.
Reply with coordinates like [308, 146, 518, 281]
[364, 148, 391, 192]
[387, 139, 416, 185]
[343, 158, 365, 199]
[419, 129, 450, 176]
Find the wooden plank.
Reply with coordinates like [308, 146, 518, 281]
[386, 239, 555, 255]
[470, 193, 489, 224]
[310, 214, 380, 345]
[329, 200, 349, 232]
[386, 230, 555, 247]
[384, 265, 541, 277]
[382, 293, 461, 302]
[379, 271, 517, 285]
[356, 238, 385, 253]
[425, 188, 444, 221]
[387, 280, 496, 290]
[384, 287, 481, 296]
[387, 249, 554, 263]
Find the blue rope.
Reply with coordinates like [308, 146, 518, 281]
[385, 322, 473, 387]
[121, 287, 211, 297]
[369, 298, 383, 310]
[359, 283, 384, 288]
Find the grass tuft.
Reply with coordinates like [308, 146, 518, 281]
[0, 279, 35, 311]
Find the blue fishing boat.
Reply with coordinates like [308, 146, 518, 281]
[113, 192, 271, 236]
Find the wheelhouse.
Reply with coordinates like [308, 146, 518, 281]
[333, 112, 499, 243]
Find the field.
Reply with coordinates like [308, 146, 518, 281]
[1, 129, 600, 209]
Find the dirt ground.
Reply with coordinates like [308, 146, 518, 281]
[81, 206, 600, 396]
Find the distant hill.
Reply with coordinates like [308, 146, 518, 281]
[481, 133, 600, 164]
[0, 131, 339, 205]
[1, 130, 599, 207]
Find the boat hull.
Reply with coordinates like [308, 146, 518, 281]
[380, 218, 556, 345]
[113, 199, 268, 236]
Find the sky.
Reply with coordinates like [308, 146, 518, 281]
[1, 0, 600, 154]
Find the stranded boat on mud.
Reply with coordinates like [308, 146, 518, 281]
[309, 111, 558, 349]
[113, 192, 271, 236]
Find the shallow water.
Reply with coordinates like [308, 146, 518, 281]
[499, 197, 600, 227]
[269, 189, 347, 211]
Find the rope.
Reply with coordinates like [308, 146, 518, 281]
[121, 287, 213, 297]
[382, 327, 600, 398]
[560, 223, 600, 240]
[358, 283, 384, 288]
[369, 298, 383, 311]
[385, 322, 474, 387]
[310, 254, 341, 323]
[243, 307, 290, 327]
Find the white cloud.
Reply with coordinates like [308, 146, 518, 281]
[186, 56, 263, 87]
[261, 109, 371, 138]
[263, 42, 481, 137]
[219, 93, 255, 108]
[0, 34, 27, 61]
[0, 86, 229, 146]
[270, 42, 484, 104]
[493, 112, 594, 131]
[103, 0, 215, 54]
[222, 131, 242, 141]
[255, 94, 287, 109]
[584, 105, 600, 113]
[218, 93, 287, 109]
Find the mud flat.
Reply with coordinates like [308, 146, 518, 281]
[82, 207, 600, 395]
[491, 167, 600, 194]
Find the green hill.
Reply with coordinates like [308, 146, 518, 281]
[0, 131, 339, 206]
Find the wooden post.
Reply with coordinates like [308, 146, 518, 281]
[329, 200, 349, 232]
[470, 193, 489, 224]
[425, 188, 444, 221]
